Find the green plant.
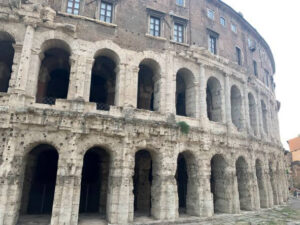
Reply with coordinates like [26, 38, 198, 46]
[177, 121, 190, 134]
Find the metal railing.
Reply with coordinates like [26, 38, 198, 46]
[96, 102, 110, 111]
[40, 97, 56, 105]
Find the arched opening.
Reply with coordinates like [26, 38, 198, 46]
[230, 85, 243, 130]
[133, 150, 153, 217]
[175, 153, 188, 214]
[176, 68, 196, 117]
[36, 40, 71, 105]
[137, 59, 160, 111]
[206, 77, 222, 122]
[236, 156, 252, 211]
[255, 159, 268, 208]
[261, 100, 268, 134]
[19, 144, 58, 222]
[90, 49, 118, 111]
[79, 147, 110, 218]
[248, 93, 257, 135]
[0, 31, 15, 93]
[211, 154, 230, 213]
[269, 161, 278, 205]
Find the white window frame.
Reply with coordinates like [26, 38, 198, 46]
[220, 17, 226, 27]
[231, 23, 237, 33]
[176, 0, 185, 7]
[207, 8, 215, 20]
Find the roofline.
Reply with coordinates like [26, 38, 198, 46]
[215, 0, 276, 74]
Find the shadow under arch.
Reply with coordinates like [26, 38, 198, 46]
[19, 144, 59, 220]
[79, 146, 111, 219]
[36, 39, 72, 105]
[90, 48, 120, 110]
[206, 76, 222, 122]
[0, 30, 15, 93]
[137, 58, 161, 111]
[176, 68, 196, 117]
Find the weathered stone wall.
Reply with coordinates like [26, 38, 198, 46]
[0, 1, 288, 225]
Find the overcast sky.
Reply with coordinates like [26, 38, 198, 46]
[222, 0, 300, 149]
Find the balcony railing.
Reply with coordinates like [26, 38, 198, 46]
[96, 102, 110, 111]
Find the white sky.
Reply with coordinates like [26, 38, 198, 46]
[223, 0, 300, 149]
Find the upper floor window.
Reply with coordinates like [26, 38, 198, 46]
[207, 9, 215, 20]
[253, 60, 258, 77]
[174, 23, 184, 43]
[220, 17, 226, 27]
[264, 69, 269, 86]
[231, 23, 237, 33]
[209, 35, 217, 54]
[236, 47, 241, 65]
[67, 0, 80, 15]
[176, 0, 185, 6]
[150, 16, 161, 37]
[100, 1, 113, 23]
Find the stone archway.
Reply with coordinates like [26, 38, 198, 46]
[206, 76, 222, 122]
[133, 149, 153, 217]
[90, 49, 118, 111]
[79, 147, 110, 218]
[18, 144, 58, 223]
[36, 39, 71, 105]
[137, 59, 161, 111]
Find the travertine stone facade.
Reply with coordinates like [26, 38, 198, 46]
[0, 0, 288, 225]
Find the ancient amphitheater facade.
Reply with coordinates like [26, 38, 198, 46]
[0, 0, 289, 224]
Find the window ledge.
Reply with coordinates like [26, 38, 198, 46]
[170, 40, 190, 47]
[145, 33, 167, 41]
[58, 12, 117, 28]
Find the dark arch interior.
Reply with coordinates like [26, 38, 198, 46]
[176, 153, 188, 214]
[206, 77, 222, 122]
[36, 48, 70, 105]
[79, 147, 110, 216]
[20, 144, 58, 215]
[90, 56, 116, 111]
[133, 150, 153, 216]
[211, 154, 229, 213]
[0, 35, 15, 93]
[137, 64, 155, 111]
[176, 72, 186, 116]
[261, 100, 268, 134]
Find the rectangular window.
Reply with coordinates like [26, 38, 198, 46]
[100, 1, 113, 23]
[150, 16, 161, 36]
[253, 60, 258, 76]
[67, 0, 80, 15]
[176, 0, 184, 6]
[174, 23, 184, 43]
[264, 69, 269, 86]
[236, 47, 241, 65]
[207, 9, 215, 20]
[209, 35, 217, 54]
[231, 23, 237, 33]
[220, 17, 226, 26]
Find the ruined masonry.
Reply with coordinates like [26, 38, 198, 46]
[0, 0, 289, 225]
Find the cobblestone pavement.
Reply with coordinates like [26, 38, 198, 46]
[17, 198, 300, 225]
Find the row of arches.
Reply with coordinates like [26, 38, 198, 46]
[0, 32, 272, 134]
[18, 144, 284, 223]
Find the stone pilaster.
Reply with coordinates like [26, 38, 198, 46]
[243, 82, 251, 133]
[224, 74, 232, 126]
[14, 25, 35, 93]
[50, 157, 82, 225]
[114, 63, 126, 107]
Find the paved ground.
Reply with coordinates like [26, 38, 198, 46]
[17, 197, 300, 225]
